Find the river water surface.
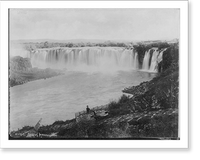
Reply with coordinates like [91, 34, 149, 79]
[10, 70, 155, 131]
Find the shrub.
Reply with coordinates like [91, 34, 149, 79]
[57, 121, 94, 138]
[118, 94, 130, 104]
[20, 126, 34, 132]
[108, 94, 131, 117]
[52, 120, 65, 125]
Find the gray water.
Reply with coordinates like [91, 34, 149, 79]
[10, 70, 155, 131]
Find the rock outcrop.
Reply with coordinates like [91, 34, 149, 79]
[9, 56, 64, 87]
[123, 44, 179, 111]
[10, 56, 32, 71]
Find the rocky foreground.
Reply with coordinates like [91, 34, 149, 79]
[10, 107, 178, 139]
[10, 43, 179, 139]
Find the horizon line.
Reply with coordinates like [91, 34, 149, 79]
[11, 38, 179, 42]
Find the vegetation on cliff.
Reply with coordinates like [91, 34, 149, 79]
[22, 39, 177, 51]
[9, 56, 64, 87]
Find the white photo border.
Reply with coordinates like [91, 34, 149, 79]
[0, 1, 188, 148]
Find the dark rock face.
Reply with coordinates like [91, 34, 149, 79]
[133, 42, 173, 70]
[124, 43, 179, 112]
[123, 66, 178, 112]
[158, 44, 179, 73]
[134, 45, 147, 67]
[123, 81, 148, 97]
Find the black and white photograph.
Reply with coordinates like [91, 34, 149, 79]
[0, 0, 190, 151]
[8, 7, 180, 140]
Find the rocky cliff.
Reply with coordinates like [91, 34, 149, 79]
[133, 42, 171, 67]
[123, 44, 179, 110]
[9, 56, 63, 87]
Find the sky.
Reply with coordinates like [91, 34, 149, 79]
[10, 8, 179, 41]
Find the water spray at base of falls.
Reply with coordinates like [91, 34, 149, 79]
[30, 48, 139, 72]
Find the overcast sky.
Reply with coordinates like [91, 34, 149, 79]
[10, 8, 179, 41]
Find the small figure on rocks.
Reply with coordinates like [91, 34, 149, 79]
[86, 105, 90, 114]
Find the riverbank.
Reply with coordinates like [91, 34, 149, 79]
[10, 107, 178, 139]
[9, 56, 64, 87]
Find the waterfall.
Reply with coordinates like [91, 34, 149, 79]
[30, 47, 167, 73]
[157, 48, 168, 63]
[30, 47, 139, 72]
[142, 47, 167, 72]
[133, 52, 139, 69]
[142, 49, 151, 71]
[149, 48, 160, 72]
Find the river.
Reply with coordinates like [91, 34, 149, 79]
[10, 70, 155, 131]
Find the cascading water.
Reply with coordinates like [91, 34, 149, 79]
[30, 47, 139, 72]
[149, 48, 160, 72]
[133, 52, 139, 69]
[157, 48, 168, 64]
[142, 48, 167, 72]
[30, 47, 167, 73]
[142, 49, 151, 71]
